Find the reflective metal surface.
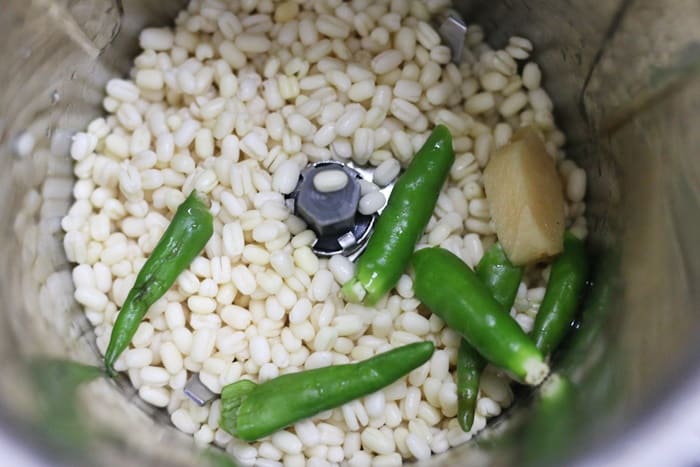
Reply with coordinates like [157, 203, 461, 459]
[434, 9, 467, 64]
[0, 0, 699, 466]
[289, 160, 371, 258]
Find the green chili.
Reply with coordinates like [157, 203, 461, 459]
[476, 243, 524, 311]
[412, 247, 548, 385]
[342, 125, 454, 305]
[531, 232, 588, 356]
[522, 373, 577, 467]
[30, 358, 103, 446]
[220, 341, 435, 441]
[456, 342, 486, 432]
[457, 243, 524, 431]
[104, 191, 213, 375]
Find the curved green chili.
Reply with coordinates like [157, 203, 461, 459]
[342, 125, 454, 305]
[457, 243, 524, 431]
[532, 232, 588, 356]
[104, 191, 213, 375]
[412, 247, 548, 385]
[220, 341, 435, 441]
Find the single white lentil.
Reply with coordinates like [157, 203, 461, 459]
[313, 169, 349, 193]
[359, 191, 386, 215]
[567, 167, 587, 202]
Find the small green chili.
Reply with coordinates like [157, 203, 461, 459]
[457, 242, 524, 431]
[220, 342, 435, 441]
[104, 191, 213, 375]
[412, 247, 548, 385]
[342, 125, 454, 305]
[531, 232, 588, 356]
[456, 342, 486, 432]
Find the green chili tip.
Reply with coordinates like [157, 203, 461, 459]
[456, 341, 486, 432]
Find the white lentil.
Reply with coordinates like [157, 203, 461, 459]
[393, 79, 422, 103]
[190, 328, 216, 363]
[74, 287, 108, 311]
[106, 79, 139, 102]
[140, 366, 170, 386]
[139, 385, 170, 407]
[402, 386, 421, 419]
[372, 453, 402, 467]
[361, 427, 395, 455]
[400, 312, 430, 336]
[170, 325, 193, 354]
[272, 160, 301, 195]
[425, 82, 454, 106]
[406, 433, 431, 460]
[231, 263, 258, 293]
[373, 159, 401, 187]
[124, 348, 153, 369]
[313, 169, 349, 193]
[522, 62, 542, 90]
[335, 107, 365, 137]
[567, 167, 587, 202]
[359, 191, 386, 215]
[240, 132, 268, 160]
[292, 247, 319, 275]
[187, 288, 217, 310]
[304, 351, 333, 370]
[171, 409, 198, 435]
[372, 50, 404, 75]
[328, 254, 355, 285]
[499, 91, 529, 117]
[160, 342, 183, 374]
[515, 313, 535, 333]
[416, 21, 440, 49]
[364, 390, 387, 419]
[315, 422, 343, 446]
[349, 80, 377, 102]
[389, 98, 420, 125]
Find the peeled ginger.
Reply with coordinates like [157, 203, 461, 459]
[483, 127, 565, 265]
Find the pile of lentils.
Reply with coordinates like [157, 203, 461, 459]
[62, 0, 588, 464]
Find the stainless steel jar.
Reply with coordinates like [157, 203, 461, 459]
[1, 0, 699, 465]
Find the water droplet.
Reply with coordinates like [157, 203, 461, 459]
[51, 91, 60, 104]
